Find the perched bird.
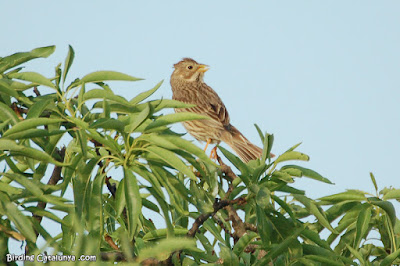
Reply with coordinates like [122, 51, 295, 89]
[170, 58, 274, 163]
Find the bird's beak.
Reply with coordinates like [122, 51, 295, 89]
[197, 64, 209, 73]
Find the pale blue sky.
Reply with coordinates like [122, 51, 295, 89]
[3, 0, 400, 255]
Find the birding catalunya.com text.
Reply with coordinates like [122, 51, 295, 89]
[6, 253, 97, 263]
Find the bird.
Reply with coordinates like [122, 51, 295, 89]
[170, 58, 274, 163]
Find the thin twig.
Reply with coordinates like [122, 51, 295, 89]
[33, 86, 41, 96]
[32, 147, 65, 225]
[90, 139, 116, 197]
[244, 222, 258, 232]
[217, 154, 238, 181]
[105, 234, 120, 251]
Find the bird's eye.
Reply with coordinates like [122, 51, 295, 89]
[187, 65, 193, 70]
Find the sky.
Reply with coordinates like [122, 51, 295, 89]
[2, 0, 400, 255]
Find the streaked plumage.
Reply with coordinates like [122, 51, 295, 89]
[170, 58, 272, 163]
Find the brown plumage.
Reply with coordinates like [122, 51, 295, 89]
[170, 58, 273, 163]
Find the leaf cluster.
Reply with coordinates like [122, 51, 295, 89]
[0, 46, 399, 265]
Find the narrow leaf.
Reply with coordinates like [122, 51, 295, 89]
[294, 195, 336, 233]
[124, 168, 142, 240]
[3, 202, 37, 242]
[274, 151, 309, 164]
[81, 71, 142, 83]
[145, 146, 197, 181]
[8, 72, 55, 89]
[62, 45, 75, 84]
[3, 118, 64, 137]
[0, 46, 55, 73]
[256, 226, 305, 265]
[232, 231, 258, 256]
[0, 139, 66, 166]
[130, 80, 163, 105]
[145, 112, 209, 131]
[142, 228, 188, 241]
[26, 99, 53, 119]
[354, 205, 371, 248]
[381, 248, 400, 266]
[318, 190, 367, 203]
[368, 197, 396, 226]
[281, 165, 333, 184]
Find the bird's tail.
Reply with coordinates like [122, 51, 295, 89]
[222, 126, 274, 163]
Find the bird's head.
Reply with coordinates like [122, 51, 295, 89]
[171, 58, 209, 83]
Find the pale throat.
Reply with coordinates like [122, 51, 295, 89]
[184, 72, 204, 83]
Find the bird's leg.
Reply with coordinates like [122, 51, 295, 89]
[210, 146, 218, 160]
[204, 138, 212, 152]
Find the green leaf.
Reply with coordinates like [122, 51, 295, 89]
[380, 248, 400, 266]
[302, 255, 346, 266]
[89, 118, 125, 132]
[369, 172, 378, 192]
[142, 198, 160, 213]
[146, 186, 174, 236]
[218, 146, 250, 180]
[87, 173, 105, 250]
[3, 118, 64, 137]
[114, 179, 125, 217]
[354, 204, 371, 248]
[203, 219, 225, 243]
[3, 173, 43, 197]
[76, 129, 88, 159]
[271, 195, 296, 220]
[232, 231, 258, 256]
[62, 45, 75, 84]
[294, 195, 336, 233]
[8, 72, 55, 89]
[274, 151, 309, 164]
[2, 201, 37, 243]
[0, 139, 66, 166]
[124, 168, 142, 240]
[25, 207, 66, 226]
[265, 133, 274, 160]
[142, 228, 189, 241]
[0, 119, 11, 132]
[281, 165, 333, 184]
[0, 46, 55, 73]
[145, 146, 197, 181]
[318, 190, 367, 203]
[26, 99, 53, 119]
[141, 134, 214, 165]
[382, 188, 400, 201]
[125, 103, 151, 132]
[346, 244, 366, 265]
[301, 229, 331, 250]
[367, 197, 396, 226]
[256, 226, 305, 265]
[271, 170, 294, 183]
[0, 102, 19, 124]
[0, 80, 19, 98]
[83, 89, 129, 105]
[256, 186, 271, 209]
[80, 71, 142, 83]
[0, 181, 23, 195]
[256, 205, 271, 247]
[219, 244, 239, 266]
[145, 112, 209, 131]
[129, 80, 163, 105]
[137, 238, 197, 262]
[254, 123, 264, 143]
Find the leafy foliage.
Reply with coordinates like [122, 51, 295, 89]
[0, 46, 399, 265]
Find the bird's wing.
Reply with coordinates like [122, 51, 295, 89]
[197, 83, 230, 126]
[172, 82, 230, 126]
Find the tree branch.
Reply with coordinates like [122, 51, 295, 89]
[32, 147, 66, 225]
